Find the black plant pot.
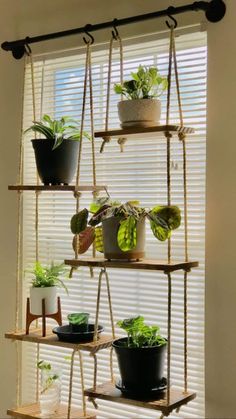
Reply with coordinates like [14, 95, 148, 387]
[69, 323, 89, 333]
[31, 139, 79, 185]
[112, 337, 167, 395]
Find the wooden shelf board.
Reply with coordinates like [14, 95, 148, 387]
[8, 184, 106, 192]
[65, 257, 198, 273]
[95, 125, 194, 139]
[85, 382, 196, 416]
[7, 403, 95, 419]
[5, 329, 114, 353]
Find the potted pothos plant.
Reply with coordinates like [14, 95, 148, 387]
[25, 114, 90, 185]
[113, 316, 167, 396]
[69, 197, 181, 260]
[29, 262, 68, 316]
[114, 65, 168, 128]
[37, 360, 61, 415]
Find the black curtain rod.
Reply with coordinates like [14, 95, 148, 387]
[1, 0, 226, 60]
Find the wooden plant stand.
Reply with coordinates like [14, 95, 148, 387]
[26, 296, 62, 337]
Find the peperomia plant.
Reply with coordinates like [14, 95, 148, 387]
[69, 197, 181, 254]
[30, 261, 69, 294]
[114, 65, 168, 100]
[37, 360, 60, 394]
[117, 316, 166, 348]
[25, 114, 90, 150]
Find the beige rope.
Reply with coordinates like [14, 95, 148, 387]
[88, 48, 96, 188]
[165, 25, 190, 394]
[26, 45, 42, 402]
[15, 54, 29, 408]
[171, 27, 190, 392]
[67, 349, 76, 419]
[74, 44, 90, 259]
[90, 353, 98, 390]
[172, 35, 183, 127]
[78, 350, 87, 417]
[104, 267, 115, 339]
[184, 269, 188, 393]
[94, 268, 115, 342]
[94, 269, 103, 342]
[110, 347, 115, 383]
[165, 28, 174, 263]
[100, 33, 124, 153]
[167, 272, 172, 405]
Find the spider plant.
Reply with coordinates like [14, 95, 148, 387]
[25, 114, 90, 149]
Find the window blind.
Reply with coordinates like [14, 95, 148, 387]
[21, 29, 206, 418]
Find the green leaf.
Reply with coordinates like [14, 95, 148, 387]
[114, 83, 123, 94]
[70, 209, 88, 234]
[151, 206, 181, 230]
[67, 313, 89, 325]
[150, 221, 170, 241]
[117, 216, 137, 251]
[95, 227, 104, 253]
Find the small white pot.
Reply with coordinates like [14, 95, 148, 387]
[30, 286, 57, 316]
[117, 99, 161, 128]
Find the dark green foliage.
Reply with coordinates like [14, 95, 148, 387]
[117, 316, 166, 348]
[70, 208, 89, 234]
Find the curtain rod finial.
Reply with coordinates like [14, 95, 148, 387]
[205, 0, 226, 22]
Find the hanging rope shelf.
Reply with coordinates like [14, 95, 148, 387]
[4, 2, 226, 419]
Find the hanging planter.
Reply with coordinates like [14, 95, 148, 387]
[113, 316, 167, 396]
[29, 261, 68, 316]
[25, 114, 90, 185]
[114, 66, 168, 128]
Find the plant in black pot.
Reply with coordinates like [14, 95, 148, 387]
[67, 312, 90, 333]
[113, 316, 167, 398]
[25, 114, 90, 185]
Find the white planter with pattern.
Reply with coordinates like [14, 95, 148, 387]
[117, 98, 161, 128]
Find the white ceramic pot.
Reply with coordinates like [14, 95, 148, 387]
[102, 216, 145, 260]
[117, 99, 161, 128]
[30, 286, 57, 315]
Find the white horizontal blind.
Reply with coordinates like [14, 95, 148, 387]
[21, 30, 206, 418]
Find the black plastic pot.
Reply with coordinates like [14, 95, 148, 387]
[31, 139, 79, 185]
[112, 337, 167, 395]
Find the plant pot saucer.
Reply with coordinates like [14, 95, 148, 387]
[115, 377, 167, 399]
[120, 121, 160, 128]
[53, 324, 104, 343]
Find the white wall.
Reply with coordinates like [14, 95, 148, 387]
[206, 1, 236, 417]
[0, 0, 235, 417]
